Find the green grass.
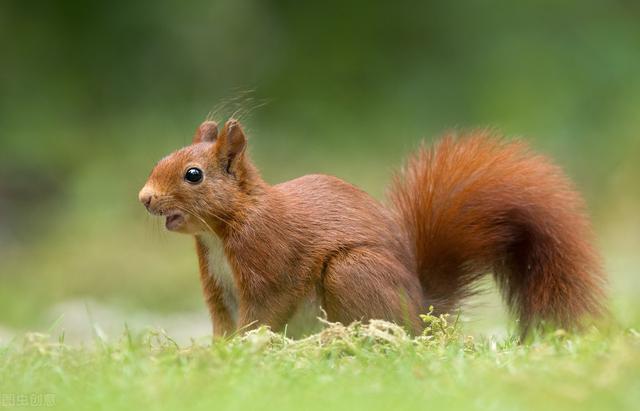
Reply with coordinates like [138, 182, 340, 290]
[1, 314, 638, 411]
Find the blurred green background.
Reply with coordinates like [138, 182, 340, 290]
[1, 0, 638, 339]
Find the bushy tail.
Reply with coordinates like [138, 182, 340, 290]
[388, 131, 606, 335]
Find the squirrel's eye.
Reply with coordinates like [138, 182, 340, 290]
[184, 167, 203, 184]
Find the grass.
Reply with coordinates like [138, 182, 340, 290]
[1, 313, 638, 411]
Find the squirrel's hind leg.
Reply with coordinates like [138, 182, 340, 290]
[320, 248, 425, 333]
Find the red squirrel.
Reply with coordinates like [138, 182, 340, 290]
[138, 119, 606, 337]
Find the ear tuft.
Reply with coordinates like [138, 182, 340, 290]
[193, 121, 219, 144]
[222, 119, 247, 153]
[215, 119, 248, 173]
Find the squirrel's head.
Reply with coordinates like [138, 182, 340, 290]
[138, 119, 260, 235]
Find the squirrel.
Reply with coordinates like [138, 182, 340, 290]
[138, 119, 606, 338]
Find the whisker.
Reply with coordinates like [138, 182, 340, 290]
[191, 200, 242, 231]
[175, 205, 219, 234]
[151, 199, 241, 234]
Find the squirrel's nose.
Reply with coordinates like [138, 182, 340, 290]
[138, 187, 155, 209]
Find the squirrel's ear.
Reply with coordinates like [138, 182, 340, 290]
[215, 119, 247, 173]
[193, 121, 219, 144]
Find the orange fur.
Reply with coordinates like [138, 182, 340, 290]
[139, 120, 606, 337]
[389, 132, 606, 335]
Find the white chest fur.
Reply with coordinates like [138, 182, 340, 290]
[199, 234, 238, 319]
[198, 234, 321, 336]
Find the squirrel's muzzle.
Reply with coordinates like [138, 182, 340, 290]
[138, 186, 155, 211]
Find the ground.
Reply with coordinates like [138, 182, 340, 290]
[1, 313, 638, 411]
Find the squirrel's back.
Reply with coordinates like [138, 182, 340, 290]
[269, 174, 413, 267]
